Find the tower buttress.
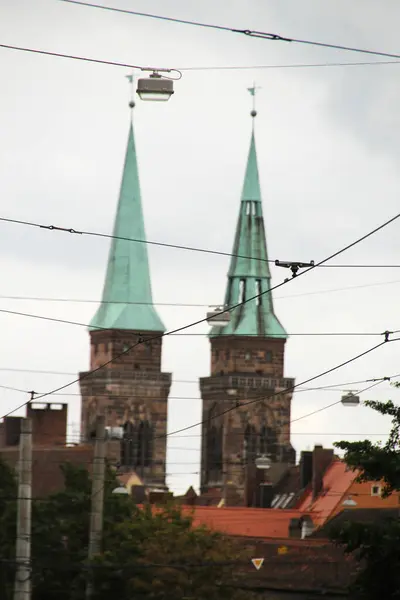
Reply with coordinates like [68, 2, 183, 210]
[200, 103, 295, 504]
[79, 118, 170, 488]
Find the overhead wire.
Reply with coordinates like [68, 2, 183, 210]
[12, 424, 395, 441]
[0, 305, 395, 337]
[0, 216, 277, 264]
[0, 486, 386, 501]
[52, 367, 398, 454]
[290, 380, 383, 424]
[2, 215, 400, 270]
[2, 373, 397, 408]
[1, 41, 400, 73]
[0, 369, 396, 391]
[2, 209, 400, 418]
[158, 350, 395, 440]
[2, 275, 400, 307]
[0, 42, 158, 71]
[59, 0, 400, 61]
[180, 60, 400, 71]
[8, 384, 392, 399]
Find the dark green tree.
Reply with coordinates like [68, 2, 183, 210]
[332, 399, 400, 599]
[0, 457, 17, 600]
[0, 459, 251, 600]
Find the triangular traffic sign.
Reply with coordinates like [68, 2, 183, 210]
[251, 558, 264, 570]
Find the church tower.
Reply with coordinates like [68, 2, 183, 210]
[79, 113, 171, 488]
[200, 103, 295, 504]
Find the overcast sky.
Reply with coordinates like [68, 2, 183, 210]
[1, 0, 400, 494]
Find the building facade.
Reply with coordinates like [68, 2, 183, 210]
[200, 115, 295, 503]
[79, 118, 171, 488]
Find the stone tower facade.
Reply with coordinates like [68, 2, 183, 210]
[200, 117, 295, 504]
[79, 120, 170, 488]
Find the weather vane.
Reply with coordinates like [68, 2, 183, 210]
[247, 82, 261, 118]
[126, 71, 135, 110]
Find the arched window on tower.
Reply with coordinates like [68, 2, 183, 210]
[121, 420, 153, 470]
[259, 425, 268, 455]
[244, 424, 257, 462]
[137, 421, 153, 468]
[259, 424, 278, 461]
[121, 421, 136, 468]
[205, 406, 223, 480]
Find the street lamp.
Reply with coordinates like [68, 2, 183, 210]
[137, 71, 175, 102]
[255, 454, 271, 470]
[206, 306, 231, 327]
[105, 426, 124, 440]
[341, 392, 360, 407]
[226, 389, 238, 396]
[112, 485, 129, 495]
[342, 495, 357, 507]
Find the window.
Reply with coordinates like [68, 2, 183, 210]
[245, 352, 251, 361]
[259, 425, 268, 455]
[281, 493, 295, 509]
[259, 424, 278, 460]
[371, 485, 381, 496]
[121, 421, 135, 467]
[244, 424, 257, 461]
[239, 279, 246, 303]
[205, 406, 223, 478]
[120, 420, 153, 470]
[255, 279, 262, 306]
[265, 351, 273, 363]
[246, 201, 251, 215]
[138, 421, 153, 467]
[134, 363, 140, 370]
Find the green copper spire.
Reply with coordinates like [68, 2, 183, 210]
[241, 131, 261, 202]
[90, 122, 165, 332]
[210, 119, 287, 339]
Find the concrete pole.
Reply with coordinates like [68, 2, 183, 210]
[14, 418, 32, 600]
[86, 415, 106, 600]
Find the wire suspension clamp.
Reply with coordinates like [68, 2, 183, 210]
[383, 330, 393, 342]
[39, 224, 83, 234]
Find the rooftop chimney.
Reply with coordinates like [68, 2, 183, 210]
[312, 445, 334, 501]
[0, 417, 22, 447]
[27, 403, 67, 447]
[299, 450, 313, 489]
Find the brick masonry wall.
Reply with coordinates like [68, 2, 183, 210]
[210, 336, 286, 377]
[27, 403, 68, 447]
[89, 330, 163, 372]
[0, 445, 94, 497]
[80, 329, 171, 487]
[200, 336, 295, 502]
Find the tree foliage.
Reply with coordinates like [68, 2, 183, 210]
[0, 459, 251, 600]
[335, 399, 400, 496]
[0, 458, 17, 600]
[331, 397, 400, 599]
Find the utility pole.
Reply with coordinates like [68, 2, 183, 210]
[86, 415, 106, 600]
[14, 418, 32, 600]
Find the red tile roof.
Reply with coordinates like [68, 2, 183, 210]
[296, 460, 356, 526]
[295, 458, 400, 528]
[184, 505, 317, 539]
